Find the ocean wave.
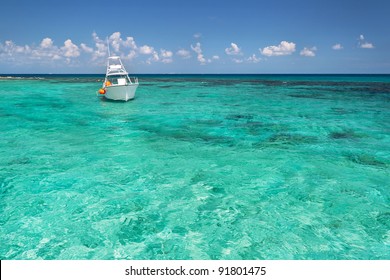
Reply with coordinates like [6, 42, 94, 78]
[0, 76, 45, 80]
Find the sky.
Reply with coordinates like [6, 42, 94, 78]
[1, 0, 389, 74]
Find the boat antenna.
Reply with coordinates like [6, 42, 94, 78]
[107, 37, 111, 57]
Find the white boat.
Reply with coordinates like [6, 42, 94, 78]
[98, 56, 138, 101]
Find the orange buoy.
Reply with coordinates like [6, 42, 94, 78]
[105, 81, 112, 86]
[99, 88, 106, 94]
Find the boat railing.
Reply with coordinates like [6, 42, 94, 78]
[129, 77, 138, 84]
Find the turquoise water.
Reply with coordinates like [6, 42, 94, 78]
[1, 74, 389, 260]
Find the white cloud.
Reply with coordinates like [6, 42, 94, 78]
[225, 42, 242, 55]
[332, 43, 343, 50]
[109, 32, 137, 53]
[176, 49, 191, 59]
[247, 54, 261, 63]
[139, 45, 154, 55]
[40, 38, 53, 49]
[16, 44, 30, 54]
[1, 38, 65, 64]
[143, 49, 174, 64]
[360, 42, 374, 49]
[260, 41, 296, 56]
[61, 39, 80, 58]
[191, 42, 207, 65]
[160, 49, 173, 63]
[1, 31, 283, 69]
[146, 51, 160, 64]
[152, 51, 159, 61]
[358, 34, 375, 49]
[33, 38, 62, 60]
[0, 41, 29, 55]
[0, 32, 145, 67]
[161, 49, 173, 58]
[123, 37, 137, 50]
[193, 33, 202, 39]
[139, 45, 163, 64]
[125, 50, 137, 60]
[191, 42, 202, 54]
[103, 32, 139, 61]
[300, 46, 317, 57]
[92, 32, 107, 60]
[52, 54, 62, 60]
[94, 32, 170, 64]
[109, 32, 122, 52]
[80, 43, 93, 53]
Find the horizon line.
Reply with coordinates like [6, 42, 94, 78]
[1, 73, 390, 76]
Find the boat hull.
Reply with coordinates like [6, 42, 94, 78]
[104, 84, 138, 101]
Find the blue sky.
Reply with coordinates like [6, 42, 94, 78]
[1, 0, 389, 73]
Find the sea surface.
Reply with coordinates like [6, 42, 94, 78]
[0, 74, 389, 260]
